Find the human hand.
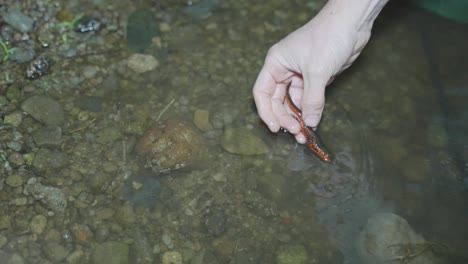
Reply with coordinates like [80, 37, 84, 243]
[253, 0, 387, 143]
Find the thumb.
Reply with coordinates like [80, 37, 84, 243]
[301, 73, 328, 127]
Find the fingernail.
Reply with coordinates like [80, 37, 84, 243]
[303, 115, 320, 127]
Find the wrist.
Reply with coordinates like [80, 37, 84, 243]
[318, 0, 389, 32]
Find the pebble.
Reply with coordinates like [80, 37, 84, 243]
[92, 241, 129, 264]
[32, 126, 63, 148]
[161, 234, 174, 249]
[66, 248, 84, 264]
[21, 95, 65, 125]
[205, 208, 228, 237]
[159, 22, 171, 32]
[126, 9, 158, 52]
[276, 244, 308, 264]
[5, 174, 24, 187]
[220, 127, 268, 155]
[43, 242, 69, 263]
[70, 223, 93, 244]
[74, 16, 102, 33]
[95, 126, 123, 144]
[32, 148, 68, 175]
[0, 234, 7, 247]
[25, 56, 50, 80]
[162, 251, 183, 264]
[3, 10, 34, 32]
[193, 109, 212, 131]
[30, 214, 47, 235]
[115, 204, 136, 226]
[0, 215, 11, 230]
[27, 183, 67, 214]
[7, 152, 24, 168]
[127, 53, 159, 73]
[9, 197, 27, 206]
[3, 111, 23, 127]
[10, 43, 36, 63]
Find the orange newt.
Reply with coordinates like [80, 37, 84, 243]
[284, 82, 333, 163]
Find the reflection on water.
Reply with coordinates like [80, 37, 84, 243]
[0, 0, 467, 263]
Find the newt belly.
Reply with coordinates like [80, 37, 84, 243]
[284, 82, 333, 163]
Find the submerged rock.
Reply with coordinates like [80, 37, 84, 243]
[74, 16, 102, 33]
[25, 56, 50, 79]
[355, 212, 442, 264]
[3, 10, 34, 32]
[276, 244, 308, 264]
[220, 127, 268, 155]
[21, 95, 64, 125]
[33, 126, 62, 148]
[136, 117, 208, 173]
[127, 53, 159, 73]
[92, 241, 129, 264]
[27, 183, 67, 214]
[32, 148, 68, 175]
[126, 9, 158, 52]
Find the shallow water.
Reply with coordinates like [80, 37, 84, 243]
[0, 0, 467, 263]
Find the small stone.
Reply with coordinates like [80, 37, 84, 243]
[10, 43, 36, 63]
[33, 126, 62, 148]
[205, 208, 228, 237]
[221, 127, 268, 155]
[4, 111, 23, 127]
[30, 215, 47, 235]
[132, 181, 143, 190]
[115, 204, 136, 226]
[92, 241, 129, 264]
[32, 148, 68, 175]
[127, 53, 159, 73]
[44, 242, 69, 262]
[159, 22, 171, 32]
[21, 95, 64, 125]
[162, 251, 182, 264]
[161, 234, 174, 249]
[74, 16, 102, 33]
[25, 56, 50, 80]
[0, 234, 7, 247]
[27, 183, 67, 214]
[3, 10, 34, 32]
[71, 223, 93, 244]
[96, 126, 123, 144]
[0, 215, 11, 230]
[95, 208, 115, 220]
[66, 248, 84, 264]
[5, 174, 24, 187]
[7, 152, 25, 168]
[9, 197, 27, 206]
[193, 109, 212, 131]
[276, 244, 308, 264]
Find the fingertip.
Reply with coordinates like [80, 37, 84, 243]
[295, 134, 306, 144]
[303, 114, 321, 128]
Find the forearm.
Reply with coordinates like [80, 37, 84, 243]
[318, 0, 389, 31]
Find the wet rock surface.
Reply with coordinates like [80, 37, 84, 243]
[220, 127, 268, 155]
[3, 10, 34, 32]
[26, 182, 67, 214]
[21, 95, 64, 125]
[25, 56, 50, 79]
[32, 126, 63, 148]
[136, 117, 208, 173]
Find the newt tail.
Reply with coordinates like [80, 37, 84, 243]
[284, 82, 333, 163]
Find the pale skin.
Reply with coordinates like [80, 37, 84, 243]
[253, 0, 389, 143]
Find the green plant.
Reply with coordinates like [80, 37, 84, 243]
[56, 14, 83, 29]
[0, 39, 16, 62]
